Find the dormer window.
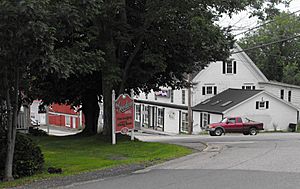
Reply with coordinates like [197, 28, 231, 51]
[223, 61, 237, 74]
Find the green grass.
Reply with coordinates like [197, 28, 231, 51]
[0, 135, 192, 188]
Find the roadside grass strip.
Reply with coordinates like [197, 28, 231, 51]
[0, 135, 192, 188]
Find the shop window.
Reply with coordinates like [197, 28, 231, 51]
[181, 112, 188, 132]
[200, 112, 210, 129]
[135, 104, 141, 121]
[157, 108, 164, 127]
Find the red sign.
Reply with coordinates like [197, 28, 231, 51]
[115, 94, 134, 133]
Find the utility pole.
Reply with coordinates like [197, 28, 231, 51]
[187, 74, 193, 135]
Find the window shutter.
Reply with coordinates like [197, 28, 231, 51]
[214, 86, 217, 95]
[256, 102, 259, 109]
[208, 114, 210, 124]
[200, 113, 203, 128]
[266, 101, 269, 109]
[223, 61, 226, 74]
[242, 86, 245, 90]
[202, 86, 206, 95]
[233, 61, 237, 74]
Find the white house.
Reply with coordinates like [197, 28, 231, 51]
[193, 89, 298, 132]
[135, 44, 300, 134]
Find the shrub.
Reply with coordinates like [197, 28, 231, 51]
[0, 131, 44, 180]
[29, 128, 48, 136]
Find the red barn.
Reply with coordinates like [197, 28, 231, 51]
[48, 104, 84, 129]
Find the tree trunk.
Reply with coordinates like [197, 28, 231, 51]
[102, 83, 112, 137]
[4, 66, 19, 181]
[102, 28, 117, 137]
[81, 92, 99, 135]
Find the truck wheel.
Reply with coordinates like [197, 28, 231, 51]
[249, 127, 258, 135]
[209, 131, 216, 136]
[214, 128, 223, 136]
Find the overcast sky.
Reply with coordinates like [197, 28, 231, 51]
[218, 0, 300, 39]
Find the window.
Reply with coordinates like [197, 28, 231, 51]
[256, 101, 269, 110]
[237, 117, 242, 123]
[155, 94, 157, 100]
[211, 100, 221, 105]
[170, 90, 174, 103]
[202, 86, 217, 95]
[145, 94, 148, 99]
[65, 116, 71, 127]
[157, 108, 164, 127]
[227, 118, 236, 124]
[280, 89, 284, 99]
[181, 112, 188, 132]
[227, 62, 233, 74]
[207, 86, 213, 94]
[200, 113, 210, 129]
[242, 84, 255, 90]
[223, 61, 237, 74]
[135, 104, 141, 121]
[259, 101, 265, 108]
[221, 101, 232, 107]
[288, 91, 292, 102]
[143, 106, 149, 125]
[182, 90, 186, 104]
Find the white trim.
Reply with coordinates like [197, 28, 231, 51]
[48, 112, 78, 118]
[223, 91, 298, 114]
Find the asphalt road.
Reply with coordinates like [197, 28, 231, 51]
[64, 133, 300, 189]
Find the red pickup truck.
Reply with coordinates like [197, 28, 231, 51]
[206, 117, 264, 136]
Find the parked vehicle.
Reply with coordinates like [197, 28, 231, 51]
[206, 117, 264, 136]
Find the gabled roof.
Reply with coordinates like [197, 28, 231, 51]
[192, 89, 262, 113]
[192, 43, 269, 83]
[232, 43, 269, 82]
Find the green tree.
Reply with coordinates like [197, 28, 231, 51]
[0, 0, 55, 181]
[30, 0, 290, 136]
[239, 12, 300, 83]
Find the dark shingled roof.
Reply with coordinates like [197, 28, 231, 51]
[193, 88, 262, 113]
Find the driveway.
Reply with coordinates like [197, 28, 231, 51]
[66, 133, 300, 189]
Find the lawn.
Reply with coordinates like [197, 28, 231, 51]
[0, 134, 192, 188]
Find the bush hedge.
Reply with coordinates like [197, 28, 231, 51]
[0, 130, 44, 180]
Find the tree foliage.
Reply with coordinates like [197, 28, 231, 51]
[238, 12, 300, 84]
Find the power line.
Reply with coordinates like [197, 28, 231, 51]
[234, 9, 300, 37]
[232, 34, 300, 54]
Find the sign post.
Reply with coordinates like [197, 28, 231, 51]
[112, 90, 116, 145]
[112, 92, 135, 144]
